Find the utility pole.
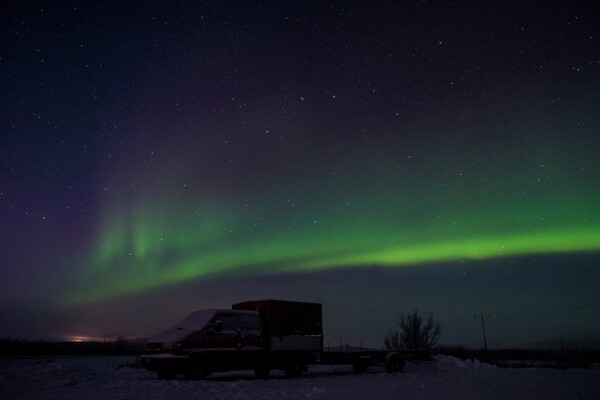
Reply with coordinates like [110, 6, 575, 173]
[474, 314, 489, 359]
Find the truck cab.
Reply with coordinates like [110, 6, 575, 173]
[141, 300, 323, 379]
[142, 309, 265, 379]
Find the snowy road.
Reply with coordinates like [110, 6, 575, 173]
[1, 356, 599, 400]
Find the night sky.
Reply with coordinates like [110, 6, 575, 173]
[1, 2, 599, 348]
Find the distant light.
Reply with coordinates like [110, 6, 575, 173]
[63, 334, 103, 342]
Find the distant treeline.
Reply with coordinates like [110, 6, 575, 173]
[0, 337, 146, 357]
[2, 338, 599, 369]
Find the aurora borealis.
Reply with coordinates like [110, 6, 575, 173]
[80, 137, 600, 303]
[1, 2, 599, 346]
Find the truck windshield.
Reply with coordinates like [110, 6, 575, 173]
[173, 309, 218, 331]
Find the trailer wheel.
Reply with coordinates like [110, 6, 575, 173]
[352, 362, 368, 373]
[385, 353, 405, 373]
[284, 359, 303, 378]
[184, 359, 210, 380]
[156, 369, 176, 380]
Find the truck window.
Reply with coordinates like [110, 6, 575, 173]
[237, 315, 261, 332]
[212, 314, 261, 333]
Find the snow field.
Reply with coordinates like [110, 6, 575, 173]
[1, 355, 599, 400]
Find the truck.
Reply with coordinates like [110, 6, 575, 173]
[141, 299, 408, 380]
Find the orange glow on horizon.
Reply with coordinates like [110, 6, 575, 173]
[62, 334, 106, 343]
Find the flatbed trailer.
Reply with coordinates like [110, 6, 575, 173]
[317, 348, 430, 372]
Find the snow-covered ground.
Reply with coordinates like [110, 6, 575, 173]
[1, 355, 599, 400]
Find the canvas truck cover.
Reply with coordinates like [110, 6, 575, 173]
[232, 300, 323, 337]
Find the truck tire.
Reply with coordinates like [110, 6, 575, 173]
[184, 359, 210, 380]
[385, 353, 405, 373]
[284, 359, 303, 378]
[156, 369, 176, 380]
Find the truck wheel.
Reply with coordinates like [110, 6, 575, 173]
[156, 369, 176, 380]
[284, 359, 303, 378]
[184, 359, 210, 380]
[352, 362, 368, 373]
[385, 353, 405, 373]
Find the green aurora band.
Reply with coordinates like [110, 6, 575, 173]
[67, 140, 600, 304]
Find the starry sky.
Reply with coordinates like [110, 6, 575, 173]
[1, 1, 599, 348]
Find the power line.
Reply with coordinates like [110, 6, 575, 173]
[442, 299, 600, 326]
[490, 300, 600, 321]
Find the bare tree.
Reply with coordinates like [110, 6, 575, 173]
[384, 310, 441, 350]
